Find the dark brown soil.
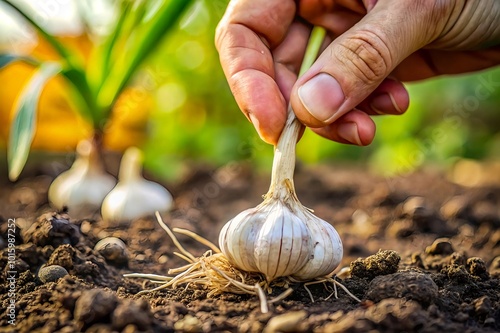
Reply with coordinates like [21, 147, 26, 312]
[1, 163, 499, 333]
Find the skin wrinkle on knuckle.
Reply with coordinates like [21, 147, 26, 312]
[433, 1, 500, 50]
[431, 0, 465, 40]
[336, 31, 391, 85]
[226, 45, 274, 76]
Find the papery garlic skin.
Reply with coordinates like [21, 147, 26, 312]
[219, 189, 343, 282]
[291, 209, 343, 280]
[48, 140, 116, 217]
[101, 147, 173, 224]
[219, 200, 311, 280]
[101, 179, 173, 223]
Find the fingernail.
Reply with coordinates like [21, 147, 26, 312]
[337, 122, 362, 145]
[298, 73, 345, 123]
[370, 93, 402, 114]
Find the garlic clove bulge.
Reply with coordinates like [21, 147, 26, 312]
[48, 139, 116, 218]
[291, 209, 343, 280]
[219, 180, 343, 282]
[219, 200, 311, 280]
[101, 147, 173, 225]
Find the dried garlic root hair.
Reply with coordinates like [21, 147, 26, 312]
[124, 212, 360, 313]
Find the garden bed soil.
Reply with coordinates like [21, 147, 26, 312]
[1, 162, 499, 332]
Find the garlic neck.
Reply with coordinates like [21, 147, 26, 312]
[75, 139, 106, 176]
[118, 147, 143, 183]
[268, 107, 303, 200]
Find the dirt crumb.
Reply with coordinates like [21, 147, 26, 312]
[2, 165, 500, 333]
[466, 257, 489, 280]
[350, 250, 401, 280]
[74, 289, 118, 325]
[47, 244, 76, 269]
[366, 270, 439, 306]
[323, 298, 427, 332]
[22, 213, 81, 247]
[111, 299, 153, 331]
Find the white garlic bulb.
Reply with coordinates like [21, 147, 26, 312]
[48, 139, 116, 218]
[101, 147, 173, 225]
[219, 107, 343, 282]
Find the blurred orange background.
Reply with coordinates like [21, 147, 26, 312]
[0, 34, 151, 152]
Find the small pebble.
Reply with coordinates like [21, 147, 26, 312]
[173, 314, 202, 333]
[402, 196, 431, 220]
[94, 237, 128, 264]
[38, 265, 69, 283]
[440, 196, 468, 219]
[158, 254, 169, 264]
[263, 310, 307, 333]
[80, 220, 92, 234]
[484, 318, 496, 326]
[425, 238, 454, 256]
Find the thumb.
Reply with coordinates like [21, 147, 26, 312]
[291, 0, 445, 127]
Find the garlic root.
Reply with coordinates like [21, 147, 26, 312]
[125, 212, 358, 312]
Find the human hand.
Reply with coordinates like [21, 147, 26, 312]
[215, 0, 500, 145]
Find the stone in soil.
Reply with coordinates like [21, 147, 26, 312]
[38, 265, 69, 283]
[366, 270, 439, 306]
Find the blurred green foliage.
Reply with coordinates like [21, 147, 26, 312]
[2, 0, 497, 181]
[142, 0, 500, 180]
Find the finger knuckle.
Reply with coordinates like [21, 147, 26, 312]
[337, 30, 392, 84]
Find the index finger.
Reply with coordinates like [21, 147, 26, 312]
[215, 0, 297, 144]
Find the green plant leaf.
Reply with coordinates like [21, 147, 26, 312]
[8, 62, 62, 181]
[96, 0, 194, 122]
[86, 0, 134, 90]
[62, 67, 100, 126]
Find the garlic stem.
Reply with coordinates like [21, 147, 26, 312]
[218, 27, 343, 282]
[78, 138, 105, 175]
[268, 26, 326, 199]
[118, 146, 143, 182]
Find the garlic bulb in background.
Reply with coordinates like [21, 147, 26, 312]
[48, 139, 116, 218]
[219, 27, 342, 282]
[101, 147, 173, 225]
